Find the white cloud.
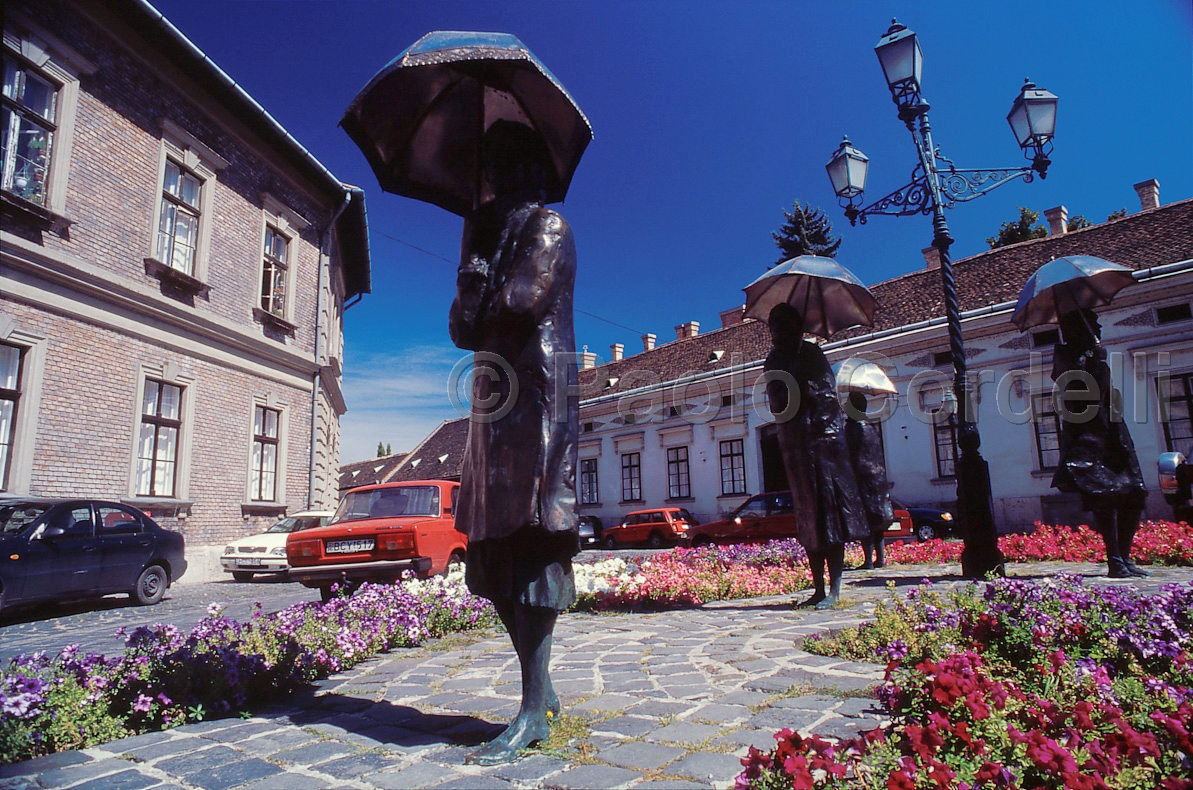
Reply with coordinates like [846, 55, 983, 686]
[339, 344, 470, 464]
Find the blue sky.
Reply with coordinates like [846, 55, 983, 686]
[148, 0, 1193, 464]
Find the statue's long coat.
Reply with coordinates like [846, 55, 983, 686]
[448, 204, 578, 541]
[765, 340, 868, 553]
[846, 417, 895, 533]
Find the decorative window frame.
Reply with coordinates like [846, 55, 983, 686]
[0, 313, 46, 495]
[145, 118, 226, 293]
[1, 13, 94, 226]
[719, 438, 747, 496]
[242, 392, 289, 514]
[124, 361, 196, 517]
[1030, 391, 1061, 472]
[253, 192, 308, 331]
[579, 457, 599, 506]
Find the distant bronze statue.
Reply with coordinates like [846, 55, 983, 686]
[765, 303, 869, 608]
[449, 120, 580, 763]
[1051, 308, 1149, 578]
[845, 391, 895, 569]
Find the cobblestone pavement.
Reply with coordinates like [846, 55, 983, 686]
[2, 561, 1190, 789]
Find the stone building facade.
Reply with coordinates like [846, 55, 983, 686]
[1, 0, 371, 580]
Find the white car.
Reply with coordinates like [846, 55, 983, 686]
[221, 511, 333, 581]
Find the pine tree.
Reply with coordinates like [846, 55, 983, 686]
[386, 443, 392, 455]
[771, 201, 842, 266]
[377, 441, 385, 457]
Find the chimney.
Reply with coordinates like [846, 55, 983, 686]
[922, 246, 941, 270]
[642, 333, 656, 352]
[1134, 179, 1160, 212]
[579, 344, 596, 370]
[1043, 205, 1068, 236]
[610, 343, 624, 362]
[675, 320, 700, 340]
[719, 306, 744, 328]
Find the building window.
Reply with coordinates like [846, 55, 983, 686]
[1157, 303, 1193, 325]
[1159, 372, 1193, 453]
[580, 458, 599, 505]
[136, 380, 182, 497]
[933, 416, 958, 479]
[1032, 392, 1061, 470]
[719, 439, 746, 495]
[2, 55, 56, 207]
[620, 452, 641, 502]
[261, 225, 288, 317]
[250, 405, 280, 501]
[667, 446, 691, 498]
[156, 159, 202, 275]
[0, 342, 24, 491]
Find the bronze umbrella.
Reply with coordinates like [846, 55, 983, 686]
[742, 255, 878, 339]
[341, 30, 592, 216]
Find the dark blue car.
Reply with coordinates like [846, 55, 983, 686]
[0, 498, 186, 615]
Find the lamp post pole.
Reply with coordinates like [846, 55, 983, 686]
[826, 20, 1058, 579]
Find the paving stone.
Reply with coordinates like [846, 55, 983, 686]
[0, 750, 92, 778]
[241, 773, 334, 789]
[647, 720, 723, 746]
[184, 758, 282, 790]
[543, 763, 643, 789]
[599, 741, 686, 771]
[635, 780, 713, 789]
[668, 751, 746, 783]
[32, 760, 125, 788]
[368, 762, 463, 789]
[570, 694, 640, 714]
[434, 775, 517, 789]
[712, 690, 771, 707]
[627, 699, 695, 719]
[198, 722, 280, 743]
[591, 715, 658, 738]
[116, 737, 206, 762]
[661, 685, 715, 700]
[811, 714, 883, 740]
[178, 718, 243, 735]
[269, 740, 355, 766]
[746, 707, 824, 732]
[833, 697, 884, 718]
[440, 677, 499, 691]
[770, 695, 837, 711]
[95, 730, 172, 754]
[687, 703, 750, 725]
[155, 746, 244, 776]
[713, 727, 778, 752]
[234, 730, 317, 757]
[490, 753, 569, 783]
[815, 674, 878, 693]
[312, 752, 401, 778]
[69, 769, 162, 790]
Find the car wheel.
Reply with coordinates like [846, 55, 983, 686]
[916, 524, 937, 542]
[232, 571, 254, 582]
[319, 586, 337, 602]
[446, 551, 466, 575]
[693, 536, 713, 548]
[647, 532, 663, 549]
[604, 535, 617, 550]
[133, 565, 167, 606]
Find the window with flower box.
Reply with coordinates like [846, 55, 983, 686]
[2, 56, 55, 208]
[254, 193, 308, 330]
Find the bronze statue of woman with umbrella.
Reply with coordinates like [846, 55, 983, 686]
[1012, 255, 1149, 578]
[744, 256, 877, 607]
[342, 31, 593, 763]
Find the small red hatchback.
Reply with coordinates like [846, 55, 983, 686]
[287, 480, 466, 600]
[603, 507, 699, 549]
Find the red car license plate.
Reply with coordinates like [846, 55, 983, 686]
[326, 539, 375, 554]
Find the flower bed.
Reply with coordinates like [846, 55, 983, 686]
[572, 539, 811, 610]
[884, 520, 1193, 567]
[0, 571, 496, 764]
[740, 574, 1193, 788]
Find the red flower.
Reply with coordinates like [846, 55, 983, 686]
[886, 769, 916, 790]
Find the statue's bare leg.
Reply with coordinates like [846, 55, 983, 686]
[467, 604, 557, 764]
[873, 533, 885, 568]
[815, 545, 844, 609]
[800, 551, 827, 607]
[493, 599, 559, 717]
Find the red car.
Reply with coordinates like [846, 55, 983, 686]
[679, 491, 914, 547]
[603, 507, 699, 548]
[287, 480, 466, 600]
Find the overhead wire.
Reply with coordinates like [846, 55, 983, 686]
[369, 228, 647, 336]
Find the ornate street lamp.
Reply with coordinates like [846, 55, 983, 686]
[826, 19, 1059, 580]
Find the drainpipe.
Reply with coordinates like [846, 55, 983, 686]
[309, 189, 352, 509]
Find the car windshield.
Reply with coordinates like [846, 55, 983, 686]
[675, 509, 699, 526]
[0, 503, 50, 534]
[266, 517, 302, 534]
[333, 486, 440, 522]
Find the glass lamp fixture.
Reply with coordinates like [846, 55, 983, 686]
[825, 136, 869, 199]
[875, 19, 924, 115]
[1007, 79, 1058, 176]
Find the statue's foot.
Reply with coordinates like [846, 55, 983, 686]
[548, 691, 561, 719]
[873, 560, 885, 569]
[814, 594, 840, 610]
[1125, 561, 1151, 577]
[465, 712, 550, 765]
[859, 561, 874, 571]
[798, 592, 826, 608]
